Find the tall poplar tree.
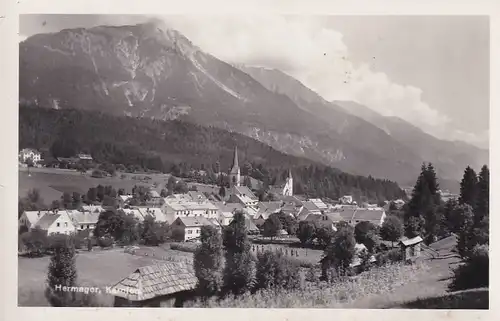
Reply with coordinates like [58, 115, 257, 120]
[475, 165, 489, 225]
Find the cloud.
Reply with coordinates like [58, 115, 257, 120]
[158, 15, 486, 146]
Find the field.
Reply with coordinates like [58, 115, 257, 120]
[18, 168, 173, 203]
[250, 243, 323, 266]
[18, 246, 193, 306]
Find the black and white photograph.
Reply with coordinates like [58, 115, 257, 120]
[15, 13, 490, 309]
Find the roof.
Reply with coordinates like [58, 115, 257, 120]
[35, 214, 61, 229]
[400, 236, 423, 247]
[336, 208, 357, 221]
[119, 195, 133, 202]
[109, 262, 197, 301]
[137, 207, 168, 222]
[230, 186, 258, 201]
[308, 198, 328, 209]
[149, 190, 161, 198]
[122, 208, 145, 221]
[81, 205, 105, 213]
[22, 210, 49, 225]
[303, 201, 321, 212]
[68, 210, 100, 225]
[254, 201, 283, 219]
[353, 209, 386, 222]
[175, 216, 216, 227]
[213, 202, 245, 214]
[187, 191, 208, 202]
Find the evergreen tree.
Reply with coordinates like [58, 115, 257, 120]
[222, 211, 255, 295]
[194, 225, 224, 298]
[475, 165, 489, 225]
[297, 221, 316, 246]
[459, 166, 478, 208]
[45, 237, 78, 306]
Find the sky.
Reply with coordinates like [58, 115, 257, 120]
[19, 14, 490, 149]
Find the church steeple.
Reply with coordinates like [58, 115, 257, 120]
[283, 168, 293, 196]
[229, 146, 241, 187]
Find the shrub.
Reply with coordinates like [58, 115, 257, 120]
[20, 228, 49, 257]
[170, 242, 199, 253]
[375, 248, 402, 266]
[449, 245, 489, 291]
[45, 238, 78, 306]
[97, 236, 113, 248]
[91, 169, 105, 178]
[255, 250, 301, 291]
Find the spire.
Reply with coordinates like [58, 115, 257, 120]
[231, 146, 239, 172]
[288, 168, 293, 179]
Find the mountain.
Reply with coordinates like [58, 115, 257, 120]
[238, 66, 488, 193]
[333, 100, 489, 192]
[19, 22, 445, 185]
[19, 106, 407, 203]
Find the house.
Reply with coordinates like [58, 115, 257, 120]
[171, 216, 219, 241]
[350, 243, 377, 267]
[77, 153, 93, 164]
[162, 196, 220, 223]
[19, 210, 50, 230]
[331, 207, 386, 227]
[253, 201, 283, 221]
[304, 212, 341, 231]
[67, 210, 100, 233]
[81, 205, 105, 214]
[227, 185, 259, 207]
[34, 210, 76, 235]
[308, 198, 329, 211]
[339, 195, 354, 204]
[136, 207, 168, 223]
[400, 236, 424, 262]
[118, 195, 133, 208]
[121, 208, 146, 221]
[110, 262, 197, 307]
[19, 148, 41, 164]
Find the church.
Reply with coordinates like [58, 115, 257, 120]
[227, 146, 294, 202]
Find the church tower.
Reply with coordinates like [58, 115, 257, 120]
[283, 169, 293, 196]
[229, 146, 241, 187]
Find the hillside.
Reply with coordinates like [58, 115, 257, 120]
[19, 106, 407, 203]
[238, 66, 488, 191]
[21, 22, 431, 185]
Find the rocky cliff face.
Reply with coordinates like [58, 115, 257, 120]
[20, 22, 452, 185]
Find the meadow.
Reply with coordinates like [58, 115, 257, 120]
[18, 246, 192, 306]
[18, 168, 172, 203]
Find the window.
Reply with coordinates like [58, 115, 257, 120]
[196, 229, 200, 234]
[65, 222, 68, 227]
[187, 230, 192, 235]
[56, 222, 60, 227]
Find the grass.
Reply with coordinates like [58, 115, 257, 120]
[19, 168, 172, 203]
[18, 246, 191, 306]
[396, 288, 489, 309]
[185, 262, 429, 308]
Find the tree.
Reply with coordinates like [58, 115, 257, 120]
[315, 226, 335, 249]
[459, 166, 478, 208]
[297, 221, 316, 246]
[60, 192, 73, 209]
[160, 188, 168, 197]
[262, 215, 282, 239]
[222, 211, 255, 295]
[255, 250, 300, 291]
[173, 180, 189, 194]
[71, 192, 82, 209]
[449, 244, 489, 291]
[322, 226, 356, 278]
[354, 221, 376, 245]
[45, 236, 78, 306]
[274, 212, 298, 235]
[380, 216, 403, 247]
[193, 225, 224, 298]
[140, 216, 168, 246]
[20, 228, 48, 257]
[475, 165, 489, 225]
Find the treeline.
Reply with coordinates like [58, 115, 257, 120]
[19, 106, 406, 203]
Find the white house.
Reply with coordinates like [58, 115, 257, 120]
[19, 148, 41, 164]
[19, 210, 50, 230]
[171, 216, 219, 242]
[67, 209, 100, 233]
[162, 195, 220, 223]
[34, 210, 76, 235]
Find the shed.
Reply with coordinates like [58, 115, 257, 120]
[109, 262, 198, 307]
[399, 236, 424, 262]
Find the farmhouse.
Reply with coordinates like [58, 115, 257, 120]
[34, 210, 76, 235]
[67, 209, 100, 232]
[304, 212, 341, 231]
[19, 210, 50, 230]
[19, 148, 42, 164]
[136, 207, 168, 223]
[333, 207, 387, 227]
[118, 194, 133, 208]
[171, 216, 219, 241]
[110, 262, 198, 307]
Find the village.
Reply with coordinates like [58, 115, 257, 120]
[17, 144, 487, 309]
